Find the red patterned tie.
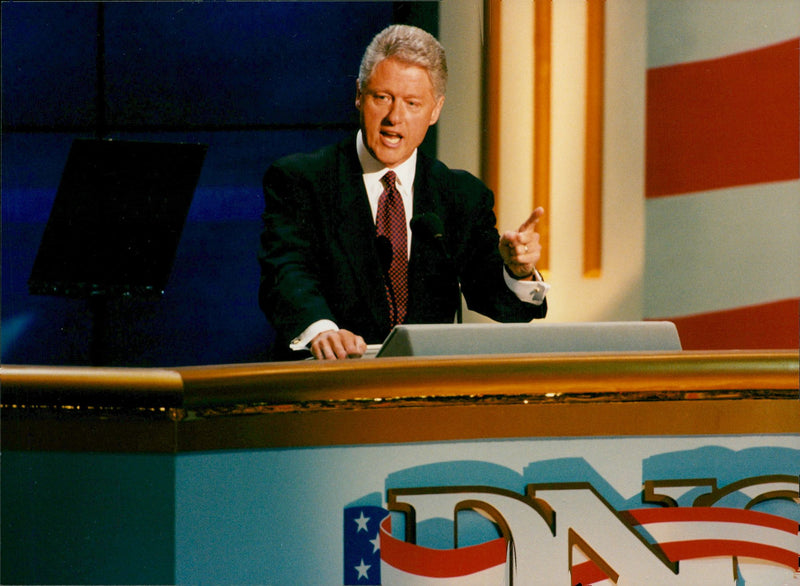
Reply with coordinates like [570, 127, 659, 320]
[375, 171, 408, 325]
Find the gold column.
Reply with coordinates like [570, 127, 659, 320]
[482, 0, 502, 203]
[533, 0, 552, 272]
[584, 0, 605, 277]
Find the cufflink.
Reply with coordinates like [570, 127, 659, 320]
[529, 281, 550, 305]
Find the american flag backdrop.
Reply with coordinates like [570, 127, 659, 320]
[644, 8, 799, 350]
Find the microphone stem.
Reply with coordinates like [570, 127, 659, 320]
[456, 283, 462, 324]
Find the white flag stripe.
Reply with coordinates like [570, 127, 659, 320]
[644, 179, 800, 318]
[381, 560, 507, 586]
[571, 548, 590, 565]
[638, 521, 800, 554]
[648, 1, 800, 68]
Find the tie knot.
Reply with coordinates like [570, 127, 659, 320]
[382, 170, 397, 190]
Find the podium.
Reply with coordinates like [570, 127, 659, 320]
[2, 344, 798, 584]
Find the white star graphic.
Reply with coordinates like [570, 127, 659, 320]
[355, 558, 371, 580]
[369, 532, 380, 554]
[354, 510, 370, 533]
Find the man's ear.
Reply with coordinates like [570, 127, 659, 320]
[355, 80, 363, 109]
[429, 95, 445, 126]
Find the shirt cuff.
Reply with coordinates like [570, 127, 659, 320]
[290, 319, 339, 351]
[503, 268, 550, 305]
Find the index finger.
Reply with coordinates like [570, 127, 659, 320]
[518, 207, 545, 232]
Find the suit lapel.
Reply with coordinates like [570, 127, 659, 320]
[330, 138, 392, 328]
[407, 153, 446, 319]
[331, 139, 374, 255]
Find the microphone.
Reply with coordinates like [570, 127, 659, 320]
[375, 234, 393, 273]
[410, 212, 445, 243]
[410, 213, 462, 324]
[375, 235, 397, 324]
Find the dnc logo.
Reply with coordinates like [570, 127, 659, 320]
[344, 451, 799, 585]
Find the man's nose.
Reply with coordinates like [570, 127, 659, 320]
[384, 100, 403, 124]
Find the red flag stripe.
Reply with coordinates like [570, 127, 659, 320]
[660, 539, 798, 568]
[571, 559, 610, 585]
[646, 38, 800, 197]
[379, 516, 507, 578]
[571, 507, 799, 583]
[652, 298, 799, 350]
[627, 507, 799, 534]
[572, 538, 798, 586]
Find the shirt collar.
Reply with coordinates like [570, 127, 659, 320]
[356, 130, 417, 192]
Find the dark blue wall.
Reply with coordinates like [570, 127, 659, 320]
[2, 451, 176, 585]
[2, 2, 435, 366]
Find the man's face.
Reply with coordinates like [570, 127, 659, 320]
[356, 57, 445, 168]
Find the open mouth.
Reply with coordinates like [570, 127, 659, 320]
[380, 130, 402, 146]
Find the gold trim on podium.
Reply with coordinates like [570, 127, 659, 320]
[2, 351, 798, 453]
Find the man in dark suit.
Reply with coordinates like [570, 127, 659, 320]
[259, 24, 549, 360]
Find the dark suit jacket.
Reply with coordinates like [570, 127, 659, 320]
[259, 135, 547, 359]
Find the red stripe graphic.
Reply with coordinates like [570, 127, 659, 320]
[646, 38, 800, 197]
[379, 516, 507, 578]
[571, 507, 799, 585]
[573, 539, 798, 586]
[627, 507, 799, 533]
[571, 560, 610, 585]
[660, 539, 797, 568]
[654, 298, 799, 350]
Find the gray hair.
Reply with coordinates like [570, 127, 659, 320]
[358, 24, 448, 98]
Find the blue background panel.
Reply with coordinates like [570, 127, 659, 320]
[2, 3, 99, 128]
[0, 2, 419, 366]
